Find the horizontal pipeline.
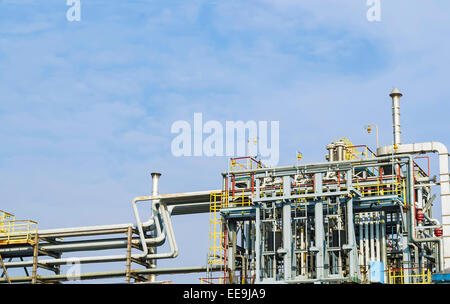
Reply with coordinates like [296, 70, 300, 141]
[0, 265, 223, 283]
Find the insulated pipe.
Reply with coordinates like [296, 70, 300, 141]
[424, 213, 441, 226]
[132, 196, 166, 258]
[0, 265, 224, 283]
[346, 198, 358, 278]
[369, 215, 375, 262]
[326, 144, 335, 162]
[375, 213, 380, 262]
[380, 212, 387, 282]
[149, 172, 161, 282]
[377, 144, 449, 270]
[358, 216, 363, 270]
[335, 142, 345, 161]
[404, 155, 444, 271]
[6, 194, 179, 269]
[364, 214, 369, 271]
[4, 207, 177, 269]
[0, 237, 165, 257]
[37, 223, 134, 238]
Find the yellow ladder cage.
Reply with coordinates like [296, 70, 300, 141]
[208, 191, 225, 266]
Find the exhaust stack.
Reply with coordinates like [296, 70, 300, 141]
[390, 88, 403, 146]
[151, 172, 161, 196]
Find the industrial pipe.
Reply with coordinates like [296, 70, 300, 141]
[378, 144, 449, 270]
[0, 265, 223, 283]
[389, 88, 403, 146]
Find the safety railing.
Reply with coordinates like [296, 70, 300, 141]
[200, 275, 253, 284]
[0, 210, 15, 226]
[200, 276, 226, 284]
[388, 267, 431, 284]
[354, 176, 406, 200]
[0, 220, 38, 246]
[413, 157, 430, 180]
[346, 145, 377, 161]
[230, 156, 264, 172]
[226, 190, 252, 208]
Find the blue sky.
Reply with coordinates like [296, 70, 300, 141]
[0, 0, 449, 283]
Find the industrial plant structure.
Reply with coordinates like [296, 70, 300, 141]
[1, 88, 449, 284]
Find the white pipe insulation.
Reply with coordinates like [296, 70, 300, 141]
[378, 142, 449, 270]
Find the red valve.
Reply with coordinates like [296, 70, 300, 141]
[435, 228, 443, 237]
[416, 209, 424, 223]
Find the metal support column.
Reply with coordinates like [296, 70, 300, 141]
[255, 204, 261, 283]
[346, 198, 359, 280]
[314, 200, 324, 281]
[0, 254, 11, 284]
[125, 226, 132, 283]
[31, 233, 39, 284]
[282, 176, 292, 280]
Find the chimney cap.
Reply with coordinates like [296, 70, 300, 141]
[151, 172, 162, 177]
[389, 88, 403, 98]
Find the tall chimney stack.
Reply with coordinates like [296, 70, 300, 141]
[390, 88, 403, 146]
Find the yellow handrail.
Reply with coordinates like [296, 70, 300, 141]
[0, 220, 38, 246]
[388, 267, 431, 284]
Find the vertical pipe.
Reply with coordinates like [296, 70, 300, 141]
[346, 198, 357, 278]
[380, 211, 387, 282]
[359, 215, 364, 273]
[375, 212, 380, 262]
[255, 206, 261, 283]
[335, 142, 345, 161]
[31, 233, 39, 284]
[125, 226, 133, 283]
[315, 201, 324, 280]
[326, 144, 335, 162]
[370, 214, 375, 262]
[389, 88, 403, 146]
[282, 176, 292, 280]
[230, 222, 237, 284]
[364, 214, 369, 276]
[149, 172, 161, 283]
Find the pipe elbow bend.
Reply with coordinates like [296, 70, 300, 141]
[432, 142, 448, 155]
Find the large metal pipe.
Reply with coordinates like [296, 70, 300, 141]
[5, 192, 179, 269]
[149, 172, 161, 282]
[37, 223, 134, 238]
[0, 237, 164, 257]
[390, 88, 403, 146]
[326, 144, 335, 162]
[378, 144, 449, 270]
[4, 216, 175, 269]
[151, 172, 161, 196]
[335, 142, 345, 161]
[0, 265, 223, 283]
